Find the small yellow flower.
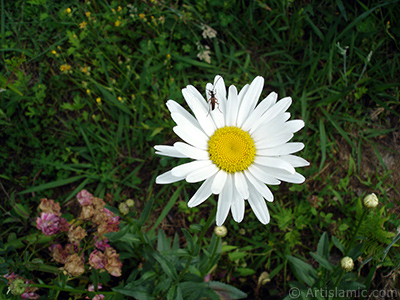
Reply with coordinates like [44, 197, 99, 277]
[86, 89, 91, 95]
[117, 96, 123, 102]
[51, 50, 57, 55]
[79, 21, 87, 29]
[112, 8, 115, 13]
[60, 64, 72, 73]
[66, 8, 72, 14]
[85, 12, 91, 17]
[81, 66, 89, 74]
[139, 13, 145, 19]
[96, 97, 101, 103]
[118, 6, 122, 12]
[166, 54, 171, 59]
[115, 20, 121, 27]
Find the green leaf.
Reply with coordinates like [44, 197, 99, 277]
[18, 175, 86, 194]
[332, 236, 345, 254]
[208, 281, 247, 299]
[152, 252, 178, 281]
[138, 196, 154, 228]
[316, 232, 329, 260]
[228, 251, 247, 261]
[309, 252, 333, 271]
[236, 268, 256, 276]
[286, 255, 317, 287]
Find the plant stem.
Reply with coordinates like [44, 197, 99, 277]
[345, 210, 367, 256]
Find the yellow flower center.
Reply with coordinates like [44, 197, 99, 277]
[208, 126, 256, 173]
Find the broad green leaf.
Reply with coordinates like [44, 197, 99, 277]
[286, 255, 317, 287]
[309, 252, 333, 271]
[152, 252, 178, 281]
[316, 232, 329, 259]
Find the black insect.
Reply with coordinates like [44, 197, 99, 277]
[207, 76, 222, 115]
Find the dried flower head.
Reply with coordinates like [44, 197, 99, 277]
[77, 189, 94, 206]
[68, 225, 87, 244]
[39, 198, 61, 216]
[65, 253, 85, 276]
[49, 243, 78, 264]
[89, 250, 106, 269]
[201, 24, 217, 39]
[80, 204, 94, 220]
[104, 247, 122, 277]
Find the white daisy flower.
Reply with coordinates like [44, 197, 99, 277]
[155, 75, 309, 226]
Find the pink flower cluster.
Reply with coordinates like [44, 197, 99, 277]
[37, 190, 122, 279]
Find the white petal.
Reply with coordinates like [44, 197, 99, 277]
[171, 160, 211, 177]
[254, 133, 294, 149]
[247, 164, 281, 185]
[173, 142, 209, 160]
[251, 112, 291, 141]
[225, 85, 239, 126]
[156, 170, 185, 184]
[166, 100, 198, 128]
[250, 97, 292, 134]
[186, 85, 208, 110]
[242, 92, 278, 131]
[254, 164, 299, 180]
[257, 142, 305, 156]
[211, 169, 228, 194]
[237, 76, 264, 128]
[276, 172, 306, 184]
[171, 112, 206, 136]
[154, 145, 187, 158]
[234, 172, 249, 199]
[281, 155, 310, 167]
[186, 163, 219, 183]
[254, 156, 295, 174]
[182, 88, 216, 136]
[231, 193, 245, 223]
[238, 83, 250, 103]
[248, 188, 270, 224]
[285, 119, 305, 133]
[244, 170, 274, 202]
[173, 126, 208, 150]
[187, 175, 215, 207]
[216, 174, 233, 226]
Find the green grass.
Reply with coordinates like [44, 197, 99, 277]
[1, 0, 400, 299]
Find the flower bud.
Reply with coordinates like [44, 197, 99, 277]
[118, 202, 129, 215]
[363, 193, 378, 208]
[258, 271, 270, 285]
[214, 225, 227, 238]
[126, 199, 135, 207]
[340, 256, 354, 272]
[10, 278, 25, 296]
